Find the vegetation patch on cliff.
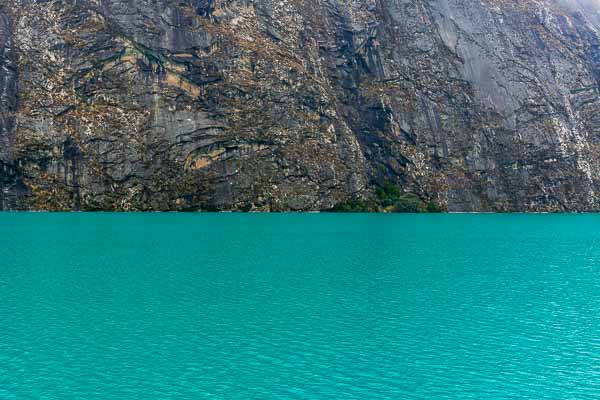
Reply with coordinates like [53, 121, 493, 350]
[329, 184, 444, 213]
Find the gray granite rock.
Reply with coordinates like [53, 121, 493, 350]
[1, 0, 600, 211]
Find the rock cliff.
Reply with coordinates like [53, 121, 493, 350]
[2, 0, 600, 211]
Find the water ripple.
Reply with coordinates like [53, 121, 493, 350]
[1, 213, 600, 399]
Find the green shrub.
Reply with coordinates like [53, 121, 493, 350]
[426, 200, 443, 213]
[391, 193, 423, 213]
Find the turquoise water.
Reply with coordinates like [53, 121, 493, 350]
[1, 214, 600, 399]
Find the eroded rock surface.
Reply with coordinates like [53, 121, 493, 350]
[1, 0, 600, 211]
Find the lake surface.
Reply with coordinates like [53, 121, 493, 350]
[1, 214, 600, 399]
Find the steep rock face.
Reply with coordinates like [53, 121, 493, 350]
[0, 8, 18, 209]
[1, 0, 600, 211]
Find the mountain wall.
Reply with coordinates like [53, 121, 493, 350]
[2, 0, 600, 211]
